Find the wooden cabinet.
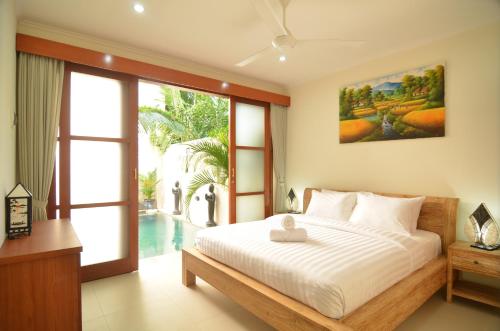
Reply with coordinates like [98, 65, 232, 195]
[447, 240, 500, 308]
[0, 219, 82, 331]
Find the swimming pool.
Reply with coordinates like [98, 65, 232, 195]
[139, 212, 202, 259]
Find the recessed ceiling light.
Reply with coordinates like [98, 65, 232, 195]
[104, 54, 113, 63]
[133, 3, 145, 13]
[279, 55, 287, 62]
[221, 82, 229, 89]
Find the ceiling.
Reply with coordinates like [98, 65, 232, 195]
[16, 0, 500, 88]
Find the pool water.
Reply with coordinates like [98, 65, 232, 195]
[139, 213, 202, 259]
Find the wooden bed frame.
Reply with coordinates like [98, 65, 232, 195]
[182, 188, 458, 330]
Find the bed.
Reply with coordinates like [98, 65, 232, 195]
[182, 188, 458, 331]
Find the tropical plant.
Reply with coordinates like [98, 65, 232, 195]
[139, 86, 229, 154]
[139, 169, 160, 200]
[184, 130, 229, 216]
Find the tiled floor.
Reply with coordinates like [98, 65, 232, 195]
[82, 253, 500, 331]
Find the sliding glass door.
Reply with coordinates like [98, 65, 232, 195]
[229, 98, 273, 223]
[53, 63, 138, 281]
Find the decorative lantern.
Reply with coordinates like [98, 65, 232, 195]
[287, 188, 297, 212]
[5, 183, 33, 239]
[464, 203, 500, 251]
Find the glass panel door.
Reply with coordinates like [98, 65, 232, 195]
[58, 64, 138, 281]
[229, 98, 272, 223]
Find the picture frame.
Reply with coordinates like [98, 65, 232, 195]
[339, 63, 445, 143]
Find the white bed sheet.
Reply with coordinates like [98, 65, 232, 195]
[194, 214, 441, 319]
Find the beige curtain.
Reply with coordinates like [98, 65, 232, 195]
[17, 52, 64, 220]
[270, 104, 288, 213]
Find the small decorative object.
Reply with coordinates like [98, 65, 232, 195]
[172, 181, 182, 215]
[205, 184, 216, 227]
[465, 203, 500, 251]
[287, 188, 297, 212]
[339, 63, 445, 143]
[5, 183, 33, 239]
[139, 169, 159, 210]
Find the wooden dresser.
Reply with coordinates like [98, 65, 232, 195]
[0, 219, 82, 331]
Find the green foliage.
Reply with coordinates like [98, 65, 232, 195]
[341, 65, 444, 122]
[421, 100, 444, 109]
[374, 90, 385, 102]
[340, 84, 374, 116]
[402, 74, 416, 101]
[359, 127, 384, 142]
[426, 65, 444, 103]
[377, 109, 385, 121]
[360, 85, 374, 107]
[139, 86, 229, 154]
[184, 134, 229, 217]
[392, 117, 408, 134]
[139, 169, 160, 200]
[339, 87, 354, 118]
[386, 112, 397, 123]
[393, 85, 405, 97]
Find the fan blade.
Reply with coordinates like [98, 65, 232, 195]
[235, 46, 273, 67]
[250, 0, 288, 36]
[297, 38, 365, 47]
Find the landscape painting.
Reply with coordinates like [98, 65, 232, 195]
[339, 64, 445, 143]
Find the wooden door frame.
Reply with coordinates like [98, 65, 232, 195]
[229, 97, 273, 224]
[49, 62, 138, 281]
[16, 34, 290, 107]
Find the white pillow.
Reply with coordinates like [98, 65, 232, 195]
[349, 193, 425, 235]
[305, 190, 357, 221]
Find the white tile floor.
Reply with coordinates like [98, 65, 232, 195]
[82, 253, 500, 331]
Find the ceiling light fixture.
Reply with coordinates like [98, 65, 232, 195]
[104, 54, 113, 64]
[279, 54, 287, 62]
[133, 3, 145, 13]
[221, 82, 229, 89]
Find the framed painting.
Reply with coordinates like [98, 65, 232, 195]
[339, 63, 445, 143]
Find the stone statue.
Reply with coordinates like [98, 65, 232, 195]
[172, 181, 181, 215]
[205, 184, 216, 227]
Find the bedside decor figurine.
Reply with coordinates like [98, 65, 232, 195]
[205, 184, 216, 227]
[5, 183, 33, 239]
[465, 203, 500, 250]
[287, 188, 297, 212]
[172, 181, 182, 215]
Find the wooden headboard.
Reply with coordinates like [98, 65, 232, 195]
[303, 188, 458, 255]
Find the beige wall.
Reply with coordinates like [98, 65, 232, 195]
[287, 22, 500, 284]
[0, 0, 17, 245]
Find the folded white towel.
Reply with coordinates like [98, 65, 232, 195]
[280, 214, 295, 230]
[269, 228, 307, 242]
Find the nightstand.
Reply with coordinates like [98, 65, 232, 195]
[447, 240, 500, 308]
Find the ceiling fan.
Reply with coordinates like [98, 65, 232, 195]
[236, 0, 365, 67]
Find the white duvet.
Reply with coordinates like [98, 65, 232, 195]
[195, 214, 441, 319]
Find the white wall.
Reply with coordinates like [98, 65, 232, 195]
[287, 23, 499, 284]
[0, 0, 17, 245]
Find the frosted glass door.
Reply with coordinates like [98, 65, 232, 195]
[56, 63, 138, 281]
[230, 99, 272, 223]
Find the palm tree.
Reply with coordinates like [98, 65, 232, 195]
[138, 85, 228, 154]
[139, 169, 160, 210]
[138, 106, 188, 153]
[184, 132, 229, 218]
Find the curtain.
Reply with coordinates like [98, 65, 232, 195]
[17, 52, 64, 220]
[270, 104, 288, 213]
